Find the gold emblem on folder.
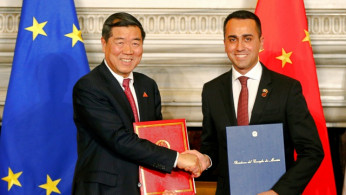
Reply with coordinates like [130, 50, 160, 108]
[156, 140, 170, 149]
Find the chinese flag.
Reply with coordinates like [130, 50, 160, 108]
[255, 1, 336, 195]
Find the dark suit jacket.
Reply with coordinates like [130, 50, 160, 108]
[200, 64, 324, 195]
[72, 62, 177, 195]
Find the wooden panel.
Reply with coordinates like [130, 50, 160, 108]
[195, 181, 217, 195]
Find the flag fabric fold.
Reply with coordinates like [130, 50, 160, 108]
[0, 0, 90, 194]
[255, 1, 336, 194]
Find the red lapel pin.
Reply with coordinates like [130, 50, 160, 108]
[143, 92, 148, 97]
[261, 89, 268, 97]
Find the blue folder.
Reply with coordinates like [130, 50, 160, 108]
[226, 123, 286, 195]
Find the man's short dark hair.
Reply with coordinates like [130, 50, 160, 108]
[223, 10, 262, 38]
[102, 12, 146, 42]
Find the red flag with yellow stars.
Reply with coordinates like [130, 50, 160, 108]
[255, 1, 336, 194]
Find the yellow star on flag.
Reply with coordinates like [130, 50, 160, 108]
[302, 29, 311, 47]
[276, 48, 293, 68]
[1, 167, 23, 191]
[39, 175, 61, 195]
[64, 24, 84, 47]
[25, 17, 48, 40]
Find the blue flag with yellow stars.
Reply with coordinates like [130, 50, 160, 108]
[0, 0, 90, 194]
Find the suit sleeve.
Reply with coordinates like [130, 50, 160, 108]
[272, 81, 324, 195]
[73, 78, 177, 173]
[200, 83, 219, 168]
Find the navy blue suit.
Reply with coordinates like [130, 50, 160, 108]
[72, 62, 177, 195]
[200, 64, 324, 195]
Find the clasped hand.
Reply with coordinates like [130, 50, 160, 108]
[176, 149, 211, 178]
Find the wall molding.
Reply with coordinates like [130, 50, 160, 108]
[2, 8, 346, 39]
[0, 8, 346, 127]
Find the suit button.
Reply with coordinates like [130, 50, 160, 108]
[138, 182, 142, 187]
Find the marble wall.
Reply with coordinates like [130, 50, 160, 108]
[0, 1, 346, 127]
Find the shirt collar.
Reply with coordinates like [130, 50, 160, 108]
[232, 61, 262, 82]
[104, 59, 134, 86]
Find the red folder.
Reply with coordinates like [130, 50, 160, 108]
[133, 119, 195, 195]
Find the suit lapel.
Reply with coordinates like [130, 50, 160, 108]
[99, 63, 135, 123]
[219, 70, 237, 125]
[250, 64, 272, 124]
[133, 74, 147, 121]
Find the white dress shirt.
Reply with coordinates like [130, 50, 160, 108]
[104, 60, 140, 121]
[232, 62, 262, 122]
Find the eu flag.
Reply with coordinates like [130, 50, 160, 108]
[0, 0, 90, 194]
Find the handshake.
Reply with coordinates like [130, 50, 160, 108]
[162, 150, 211, 195]
[176, 150, 211, 178]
